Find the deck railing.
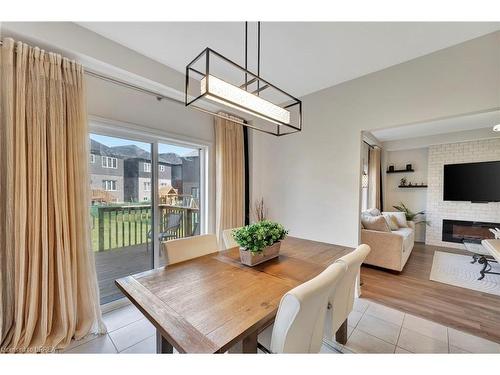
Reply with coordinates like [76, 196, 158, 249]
[90, 204, 200, 251]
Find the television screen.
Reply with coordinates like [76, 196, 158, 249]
[443, 161, 500, 202]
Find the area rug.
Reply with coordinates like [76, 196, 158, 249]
[429, 251, 500, 296]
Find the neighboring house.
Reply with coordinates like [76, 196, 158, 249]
[89, 139, 124, 202]
[89, 139, 201, 204]
[160, 152, 183, 194]
[180, 153, 200, 204]
[124, 158, 154, 202]
[123, 155, 180, 202]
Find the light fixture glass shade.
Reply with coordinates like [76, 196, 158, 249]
[361, 172, 369, 188]
[186, 48, 302, 136]
[200, 75, 291, 125]
[494, 124, 500, 132]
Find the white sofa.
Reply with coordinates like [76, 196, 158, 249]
[361, 210, 415, 271]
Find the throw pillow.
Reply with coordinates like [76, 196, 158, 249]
[361, 215, 391, 232]
[391, 211, 408, 228]
[366, 208, 381, 216]
[382, 213, 399, 230]
[382, 211, 409, 228]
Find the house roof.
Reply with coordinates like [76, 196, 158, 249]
[90, 139, 119, 157]
[159, 153, 182, 165]
[90, 139, 196, 165]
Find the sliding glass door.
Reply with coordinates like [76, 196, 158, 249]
[157, 142, 201, 267]
[88, 130, 205, 304]
[89, 134, 154, 304]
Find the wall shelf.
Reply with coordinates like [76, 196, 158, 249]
[386, 169, 415, 174]
[398, 185, 428, 188]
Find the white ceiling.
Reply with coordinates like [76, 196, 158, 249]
[78, 22, 500, 97]
[371, 110, 500, 141]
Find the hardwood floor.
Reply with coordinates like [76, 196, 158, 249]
[360, 242, 500, 344]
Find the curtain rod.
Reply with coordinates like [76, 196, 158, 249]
[86, 70, 249, 126]
[0, 39, 183, 105]
[84, 69, 185, 106]
[0, 38, 251, 126]
[363, 140, 377, 149]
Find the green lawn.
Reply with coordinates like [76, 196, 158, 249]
[90, 206, 151, 252]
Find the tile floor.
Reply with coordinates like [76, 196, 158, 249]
[338, 298, 500, 354]
[62, 298, 500, 354]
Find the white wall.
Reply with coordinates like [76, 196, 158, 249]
[426, 138, 500, 249]
[382, 148, 429, 242]
[250, 31, 500, 247]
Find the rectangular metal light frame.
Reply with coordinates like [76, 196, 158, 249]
[185, 48, 302, 136]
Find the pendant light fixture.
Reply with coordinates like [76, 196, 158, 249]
[185, 22, 302, 136]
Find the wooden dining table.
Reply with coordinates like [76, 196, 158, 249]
[115, 236, 352, 353]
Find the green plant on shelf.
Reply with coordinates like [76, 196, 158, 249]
[232, 221, 288, 253]
[393, 202, 430, 226]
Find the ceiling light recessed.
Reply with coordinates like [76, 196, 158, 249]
[494, 124, 500, 132]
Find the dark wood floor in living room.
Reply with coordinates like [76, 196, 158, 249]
[360, 242, 500, 344]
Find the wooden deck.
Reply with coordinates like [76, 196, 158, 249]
[95, 244, 155, 304]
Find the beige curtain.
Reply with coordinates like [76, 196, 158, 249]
[368, 147, 382, 210]
[215, 114, 245, 242]
[0, 38, 104, 353]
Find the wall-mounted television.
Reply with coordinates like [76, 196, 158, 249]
[443, 161, 500, 202]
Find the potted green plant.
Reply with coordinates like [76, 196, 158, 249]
[392, 202, 430, 226]
[232, 221, 288, 266]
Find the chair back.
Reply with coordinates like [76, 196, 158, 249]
[325, 244, 371, 338]
[222, 227, 241, 249]
[165, 213, 182, 231]
[270, 262, 346, 353]
[162, 234, 219, 265]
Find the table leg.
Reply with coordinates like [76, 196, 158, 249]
[478, 256, 490, 280]
[471, 254, 478, 264]
[335, 319, 348, 345]
[242, 331, 258, 353]
[156, 330, 173, 354]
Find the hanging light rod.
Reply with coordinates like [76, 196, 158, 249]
[184, 22, 302, 136]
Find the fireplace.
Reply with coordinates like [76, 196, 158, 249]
[442, 219, 500, 244]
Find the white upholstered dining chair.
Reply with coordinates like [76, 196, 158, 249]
[222, 227, 240, 249]
[162, 234, 219, 265]
[258, 261, 347, 353]
[324, 244, 371, 346]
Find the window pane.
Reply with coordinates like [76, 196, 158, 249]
[89, 133, 153, 305]
[157, 143, 201, 267]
